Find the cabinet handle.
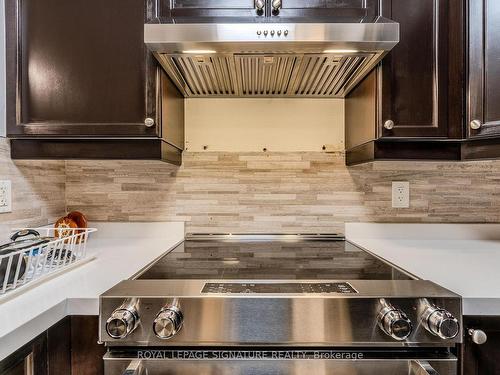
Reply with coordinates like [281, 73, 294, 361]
[255, 0, 265, 12]
[123, 360, 144, 375]
[468, 329, 487, 345]
[24, 353, 34, 375]
[470, 119, 482, 130]
[144, 117, 155, 128]
[384, 120, 395, 130]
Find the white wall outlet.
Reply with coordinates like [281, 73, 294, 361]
[392, 181, 410, 208]
[0, 180, 12, 213]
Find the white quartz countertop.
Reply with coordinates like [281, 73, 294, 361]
[0, 222, 184, 361]
[346, 223, 500, 317]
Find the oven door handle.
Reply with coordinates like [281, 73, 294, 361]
[411, 361, 441, 375]
[122, 360, 144, 375]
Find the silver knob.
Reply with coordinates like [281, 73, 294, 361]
[470, 119, 482, 130]
[255, 0, 265, 11]
[378, 301, 412, 341]
[263, 30, 268, 36]
[384, 120, 395, 130]
[153, 306, 183, 339]
[468, 329, 487, 345]
[284, 30, 289, 36]
[106, 300, 140, 339]
[144, 117, 155, 128]
[272, 0, 282, 11]
[270, 30, 275, 36]
[421, 306, 459, 340]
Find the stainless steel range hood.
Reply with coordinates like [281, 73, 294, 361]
[145, 20, 398, 98]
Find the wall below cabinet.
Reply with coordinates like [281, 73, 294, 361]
[65, 152, 500, 234]
[185, 99, 345, 152]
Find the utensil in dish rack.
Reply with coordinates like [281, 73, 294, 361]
[0, 230, 52, 285]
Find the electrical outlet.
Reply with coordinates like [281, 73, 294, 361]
[0, 180, 12, 213]
[392, 181, 410, 208]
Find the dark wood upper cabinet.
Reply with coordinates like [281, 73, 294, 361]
[274, 0, 378, 22]
[345, 0, 465, 165]
[158, 0, 377, 22]
[6, 0, 159, 137]
[468, 0, 500, 138]
[159, 0, 262, 20]
[379, 0, 463, 139]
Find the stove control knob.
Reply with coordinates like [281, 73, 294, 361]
[422, 306, 460, 340]
[153, 306, 183, 339]
[106, 301, 140, 339]
[378, 304, 412, 341]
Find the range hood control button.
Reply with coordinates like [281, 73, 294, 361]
[106, 300, 140, 339]
[378, 301, 412, 341]
[153, 306, 183, 340]
[422, 306, 460, 340]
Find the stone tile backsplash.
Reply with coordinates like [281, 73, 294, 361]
[0, 138, 66, 239]
[65, 152, 500, 234]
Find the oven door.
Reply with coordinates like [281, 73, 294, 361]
[104, 350, 457, 375]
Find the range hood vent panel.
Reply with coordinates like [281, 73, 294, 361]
[156, 53, 379, 98]
[146, 22, 399, 98]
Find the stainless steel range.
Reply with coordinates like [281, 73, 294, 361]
[99, 234, 461, 375]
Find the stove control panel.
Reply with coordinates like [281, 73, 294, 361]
[201, 282, 358, 294]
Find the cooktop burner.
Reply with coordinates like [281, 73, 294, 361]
[136, 234, 413, 281]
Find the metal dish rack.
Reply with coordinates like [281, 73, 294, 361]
[0, 227, 97, 296]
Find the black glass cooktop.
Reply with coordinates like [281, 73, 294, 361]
[136, 236, 413, 281]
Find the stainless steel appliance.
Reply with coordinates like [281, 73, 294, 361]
[100, 234, 461, 375]
[145, 10, 399, 98]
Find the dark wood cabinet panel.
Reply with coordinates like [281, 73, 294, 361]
[47, 317, 71, 375]
[461, 316, 500, 375]
[381, 0, 436, 130]
[0, 332, 47, 375]
[345, 0, 465, 164]
[275, 0, 377, 22]
[379, 0, 464, 138]
[6, 0, 159, 137]
[71, 316, 106, 375]
[468, 0, 500, 138]
[0, 316, 105, 375]
[159, 0, 377, 22]
[159, 0, 263, 20]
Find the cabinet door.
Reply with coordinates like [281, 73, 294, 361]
[462, 316, 500, 375]
[6, 0, 159, 137]
[468, 0, 500, 138]
[160, 0, 264, 21]
[273, 0, 377, 22]
[379, 0, 463, 138]
[0, 334, 47, 375]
